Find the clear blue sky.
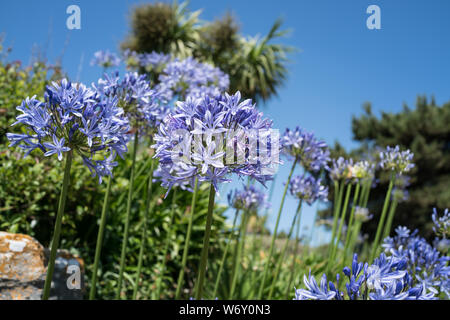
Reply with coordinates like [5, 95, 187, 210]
[1, 0, 450, 245]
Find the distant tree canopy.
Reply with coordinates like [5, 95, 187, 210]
[121, 1, 294, 104]
[322, 97, 450, 240]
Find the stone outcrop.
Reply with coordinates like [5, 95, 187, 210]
[0, 232, 85, 300]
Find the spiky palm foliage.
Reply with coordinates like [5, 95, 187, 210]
[121, 1, 201, 58]
[122, 2, 294, 104]
[227, 19, 293, 104]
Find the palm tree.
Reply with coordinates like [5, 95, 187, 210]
[122, 1, 294, 105]
[227, 19, 294, 104]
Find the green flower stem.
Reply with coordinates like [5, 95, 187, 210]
[343, 183, 361, 261]
[195, 183, 216, 300]
[213, 209, 240, 299]
[348, 220, 363, 256]
[284, 200, 303, 299]
[116, 130, 139, 299]
[89, 175, 112, 300]
[330, 183, 352, 265]
[362, 179, 372, 207]
[42, 149, 73, 300]
[383, 198, 398, 240]
[268, 200, 302, 299]
[175, 178, 199, 299]
[132, 159, 155, 300]
[229, 210, 250, 299]
[328, 180, 344, 259]
[155, 188, 178, 299]
[257, 158, 298, 299]
[369, 174, 396, 263]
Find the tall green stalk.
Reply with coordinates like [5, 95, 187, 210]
[257, 158, 298, 299]
[175, 178, 199, 299]
[369, 174, 395, 263]
[213, 209, 240, 299]
[116, 130, 139, 299]
[229, 210, 250, 299]
[383, 198, 398, 240]
[284, 200, 303, 299]
[268, 200, 302, 299]
[343, 183, 361, 261]
[89, 175, 112, 300]
[195, 184, 216, 300]
[42, 150, 73, 300]
[329, 183, 352, 266]
[132, 159, 155, 300]
[328, 180, 344, 258]
[155, 188, 178, 299]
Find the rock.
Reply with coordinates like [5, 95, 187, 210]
[0, 232, 85, 300]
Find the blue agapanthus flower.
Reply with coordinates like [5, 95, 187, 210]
[95, 71, 170, 133]
[139, 51, 172, 73]
[227, 185, 270, 214]
[295, 214, 450, 300]
[158, 56, 230, 101]
[432, 208, 450, 239]
[379, 145, 415, 175]
[288, 174, 328, 205]
[328, 157, 353, 181]
[152, 92, 278, 196]
[294, 272, 336, 300]
[281, 126, 330, 172]
[7, 79, 130, 183]
[382, 216, 450, 299]
[91, 50, 121, 68]
[352, 160, 375, 181]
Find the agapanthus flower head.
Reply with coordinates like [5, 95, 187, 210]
[122, 49, 140, 69]
[351, 160, 375, 182]
[139, 51, 172, 73]
[294, 272, 336, 300]
[281, 126, 330, 172]
[91, 50, 121, 69]
[382, 221, 450, 299]
[7, 78, 130, 183]
[152, 91, 278, 196]
[395, 226, 410, 238]
[354, 206, 372, 222]
[228, 185, 270, 214]
[158, 56, 230, 101]
[328, 157, 353, 182]
[379, 145, 414, 175]
[432, 208, 450, 239]
[288, 174, 328, 205]
[95, 71, 170, 133]
[296, 227, 449, 301]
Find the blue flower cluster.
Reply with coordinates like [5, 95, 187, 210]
[432, 208, 450, 239]
[379, 145, 415, 175]
[328, 157, 353, 181]
[91, 50, 121, 69]
[288, 174, 328, 205]
[352, 160, 375, 182]
[123, 49, 171, 73]
[281, 126, 330, 172]
[95, 71, 170, 133]
[295, 211, 450, 300]
[152, 91, 277, 195]
[228, 185, 270, 214]
[158, 57, 230, 101]
[7, 79, 130, 183]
